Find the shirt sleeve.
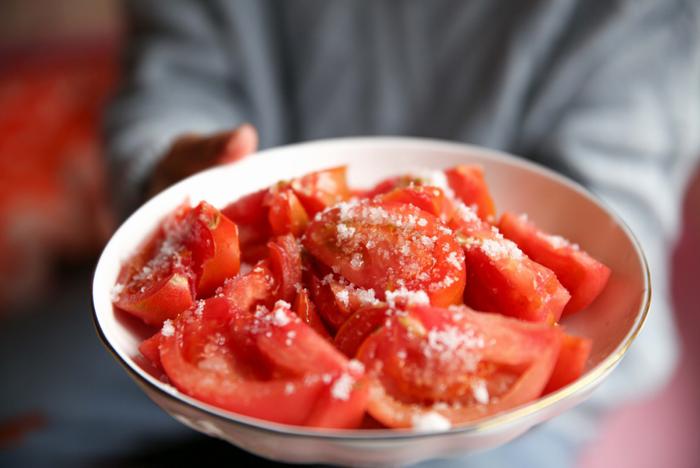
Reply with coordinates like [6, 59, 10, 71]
[104, 0, 250, 215]
[529, 0, 700, 405]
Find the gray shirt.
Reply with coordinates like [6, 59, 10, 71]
[105, 1, 700, 465]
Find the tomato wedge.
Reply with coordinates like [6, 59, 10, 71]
[357, 306, 561, 428]
[182, 201, 241, 298]
[139, 331, 163, 373]
[450, 204, 570, 324]
[542, 333, 592, 394]
[264, 187, 310, 237]
[221, 188, 270, 262]
[445, 165, 496, 221]
[498, 212, 611, 316]
[379, 186, 455, 222]
[160, 297, 327, 424]
[289, 166, 351, 217]
[267, 234, 302, 303]
[304, 200, 466, 308]
[293, 288, 332, 340]
[308, 272, 383, 332]
[113, 205, 195, 326]
[220, 260, 276, 312]
[334, 306, 391, 357]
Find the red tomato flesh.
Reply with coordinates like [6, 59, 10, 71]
[445, 165, 496, 221]
[139, 331, 163, 372]
[451, 204, 570, 324]
[357, 306, 561, 428]
[293, 288, 332, 340]
[182, 201, 241, 298]
[264, 187, 309, 237]
[290, 166, 352, 217]
[334, 306, 391, 357]
[304, 200, 466, 308]
[498, 212, 611, 316]
[379, 186, 455, 222]
[542, 333, 592, 394]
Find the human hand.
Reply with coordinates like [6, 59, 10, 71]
[148, 124, 258, 196]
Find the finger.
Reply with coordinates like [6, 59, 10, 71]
[218, 123, 259, 164]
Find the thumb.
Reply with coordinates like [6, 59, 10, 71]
[218, 124, 259, 164]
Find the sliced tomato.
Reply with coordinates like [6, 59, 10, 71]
[450, 205, 570, 324]
[289, 166, 351, 217]
[445, 165, 496, 221]
[498, 212, 611, 316]
[264, 187, 310, 237]
[360, 175, 418, 199]
[357, 306, 561, 428]
[247, 300, 348, 375]
[113, 205, 195, 326]
[139, 331, 163, 372]
[305, 361, 370, 429]
[308, 272, 384, 332]
[267, 234, 302, 303]
[304, 200, 466, 308]
[221, 188, 270, 254]
[182, 201, 241, 298]
[379, 186, 455, 222]
[334, 306, 391, 357]
[293, 288, 332, 340]
[159, 297, 328, 425]
[220, 260, 276, 313]
[542, 333, 592, 394]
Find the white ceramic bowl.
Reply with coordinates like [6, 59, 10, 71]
[92, 137, 650, 466]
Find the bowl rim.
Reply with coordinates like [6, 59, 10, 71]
[92, 136, 651, 441]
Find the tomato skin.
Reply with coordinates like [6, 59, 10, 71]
[357, 306, 561, 428]
[445, 165, 496, 221]
[184, 202, 241, 298]
[304, 200, 466, 308]
[293, 288, 332, 340]
[542, 333, 592, 394]
[265, 188, 310, 237]
[266, 235, 302, 303]
[379, 186, 455, 222]
[290, 166, 351, 217]
[498, 212, 611, 316]
[334, 306, 390, 358]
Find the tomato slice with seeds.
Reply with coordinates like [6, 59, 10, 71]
[289, 166, 351, 217]
[357, 306, 561, 428]
[498, 212, 611, 316]
[182, 201, 241, 298]
[542, 333, 592, 394]
[304, 200, 466, 308]
[451, 205, 570, 324]
[445, 165, 496, 221]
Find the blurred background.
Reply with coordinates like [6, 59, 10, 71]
[0, 1, 698, 467]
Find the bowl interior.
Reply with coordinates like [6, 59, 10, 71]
[93, 137, 648, 437]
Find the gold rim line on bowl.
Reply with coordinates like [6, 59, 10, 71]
[91, 136, 653, 441]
